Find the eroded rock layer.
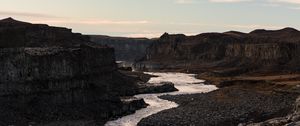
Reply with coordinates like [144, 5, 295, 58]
[134, 28, 300, 73]
[0, 18, 140, 125]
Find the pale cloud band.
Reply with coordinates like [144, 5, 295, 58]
[0, 11, 58, 18]
[209, 0, 252, 3]
[175, 0, 300, 4]
[30, 19, 150, 25]
[271, 0, 300, 4]
[175, 0, 252, 4]
[175, 0, 195, 4]
[0, 11, 150, 25]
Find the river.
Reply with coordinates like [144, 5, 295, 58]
[105, 72, 218, 126]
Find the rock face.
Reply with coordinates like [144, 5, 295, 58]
[90, 35, 153, 62]
[0, 17, 89, 47]
[134, 29, 300, 72]
[137, 82, 178, 94]
[0, 18, 141, 125]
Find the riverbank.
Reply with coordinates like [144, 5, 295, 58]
[105, 72, 218, 126]
[137, 72, 300, 126]
[138, 87, 297, 126]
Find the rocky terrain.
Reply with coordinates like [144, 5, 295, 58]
[138, 72, 300, 125]
[134, 28, 300, 125]
[90, 35, 153, 62]
[242, 96, 300, 126]
[3, 17, 300, 126]
[138, 87, 298, 126]
[134, 28, 300, 73]
[0, 17, 148, 125]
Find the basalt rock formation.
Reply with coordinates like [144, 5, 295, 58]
[90, 35, 153, 62]
[0, 18, 143, 125]
[137, 82, 178, 94]
[134, 28, 300, 73]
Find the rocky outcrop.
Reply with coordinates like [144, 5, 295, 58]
[137, 82, 178, 94]
[0, 17, 90, 47]
[133, 28, 300, 126]
[90, 35, 153, 62]
[134, 28, 300, 73]
[120, 97, 148, 115]
[0, 18, 144, 125]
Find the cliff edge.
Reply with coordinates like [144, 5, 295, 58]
[134, 28, 300, 74]
[0, 18, 141, 125]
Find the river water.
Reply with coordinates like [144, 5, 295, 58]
[105, 72, 218, 126]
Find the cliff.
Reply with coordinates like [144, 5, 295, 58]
[134, 28, 300, 73]
[90, 35, 153, 62]
[0, 18, 141, 125]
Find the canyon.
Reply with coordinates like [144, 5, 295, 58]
[134, 28, 300, 74]
[1, 17, 300, 126]
[133, 28, 300, 125]
[0, 18, 147, 125]
[90, 35, 153, 62]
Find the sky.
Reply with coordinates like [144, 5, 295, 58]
[0, 0, 300, 38]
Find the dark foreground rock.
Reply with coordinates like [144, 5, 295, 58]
[120, 70, 157, 84]
[138, 87, 298, 126]
[0, 18, 143, 125]
[120, 97, 148, 115]
[137, 82, 178, 94]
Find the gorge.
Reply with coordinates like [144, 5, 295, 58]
[0, 17, 146, 125]
[132, 28, 300, 126]
[134, 28, 300, 73]
[105, 72, 218, 126]
[1, 17, 300, 126]
[89, 35, 153, 62]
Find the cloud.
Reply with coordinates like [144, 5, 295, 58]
[168, 22, 284, 30]
[78, 20, 149, 25]
[0, 10, 150, 25]
[209, 0, 252, 3]
[266, 0, 300, 10]
[269, 0, 300, 4]
[175, 0, 251, 4]
[224, 24, 285, 29]
[168, 22, 215, 26]
[0, 11, 58, 18]
[288, 6, 300, 9]
[175, 0, 195, 4]
[30, 19, 150, 25]
[260, 3, 281, 7]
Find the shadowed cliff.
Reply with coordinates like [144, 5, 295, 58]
[134, 28, 300, 74]
[0, 17, 141, 125]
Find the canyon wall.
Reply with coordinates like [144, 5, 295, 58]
[134, 28, 300, 73]
[90, 35, 153, 62]
[0, 18, 139, 125]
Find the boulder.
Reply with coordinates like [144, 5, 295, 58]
[137, 82, 178, 94]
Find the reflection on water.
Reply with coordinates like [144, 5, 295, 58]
[105, 72, 218, 126]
